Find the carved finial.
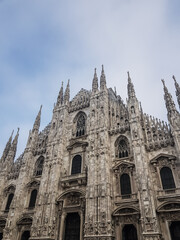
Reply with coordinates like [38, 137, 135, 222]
[162, 79, 177, 121]
[92, 68, 98, 93]
[100, 65, 106, 91]
[10, 128, 20, 161]
[127, 71, 136, 99]
[32, 105, 42, 133]
[64, 80, 70, 104]
[57, 81, 64, 106]
[173, 75, 180, 109]
[0, 130, 14, 162]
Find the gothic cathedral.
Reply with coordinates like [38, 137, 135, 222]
[0, 67, 180, 240]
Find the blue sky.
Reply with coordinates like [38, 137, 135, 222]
[0, 0, 180, 158]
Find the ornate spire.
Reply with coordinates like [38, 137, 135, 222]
[92, 68, 98, 93]
[10, 128, 19, 161]
[32, 105, 42, 133]
[173, 75, 180, 108]
[57, 82, 64, 106]
[100, 65, 107, 91]
[0, 130, 14, 162]
[64, 80, 70, 104]
[162, 79, 177, 118]
[127, 71, 136, 99]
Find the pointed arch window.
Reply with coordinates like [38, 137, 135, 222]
[5, 193, 14, 212]
[120, 173, 132, 198]
[34, 156, 44, 176]
[28, 189, 37, 208]
[76, 114, 86, 137]
[160, 167, 175, 190]
[71, 155, 82, 175]
[115, 136, 129, 159]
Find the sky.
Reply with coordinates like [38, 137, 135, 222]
[0, 0, 180, 159]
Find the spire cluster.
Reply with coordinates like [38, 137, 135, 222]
[92, 65, 107, 93]
[0, 128, 19, 163]
[56, 81, 70, 106]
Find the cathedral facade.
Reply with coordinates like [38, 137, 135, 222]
[0, 67, 180, 240]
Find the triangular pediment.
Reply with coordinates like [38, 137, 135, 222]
[150, 153, 176, 164]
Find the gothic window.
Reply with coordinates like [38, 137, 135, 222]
[160, 167, 175, 190]
[5, 193, 14, 212]
[115, 136, 129, 158]
[34, 156, 44, 176]
[28, 189, 37, 208]
[71, 155, 82, 175]
[120, 174, 132, 197]
[76, 114, 86, 137]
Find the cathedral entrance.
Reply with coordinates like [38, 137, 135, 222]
[170, 221, 180, 240]
[64, 213, 80, 240]
[122, 224, 138, 240]
[21, 231, 30, 240]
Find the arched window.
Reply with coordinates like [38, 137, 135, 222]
[21, 231, 30, 240]
[160, 167, 175, 190]
[71, 155, 82, 175]
[35, 156, 44, 176]
[28, 189, 37, 208]
[5, 193, 14, 211]
[120, 174, 131, 197]
[118, 140, 129, 158]
[115, 136, 129, 159]
[76, 114, 86, 137]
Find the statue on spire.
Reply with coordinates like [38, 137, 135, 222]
[173, 75, 180, 109]
[92, 68, 98, 93]
[100, 65, 107, 91]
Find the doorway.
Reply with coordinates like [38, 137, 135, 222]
[64, 212, 80, 240]
[122, 224, 138, 240]
[21, 231, 30, 240]
[170, 221, 180, 240]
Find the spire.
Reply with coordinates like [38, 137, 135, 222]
[56, 82, 64, 106]
[10, 128, 19, 161]
[100, 65, 107, 91]
[0, 130, 14, 162]
[64, 79, 70, 103]
[32, 105, 42, 133]
[173, 75, 180, 108]
[162, 79, 177, 118]
[127, 71, 136, 99]
[92, 68, 98, 93]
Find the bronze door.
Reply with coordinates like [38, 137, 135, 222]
[122, 224, 138, 240]
[65, 213, 80, 240]
[170, 221, 180, 240]
[21, 231, 30, 240]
